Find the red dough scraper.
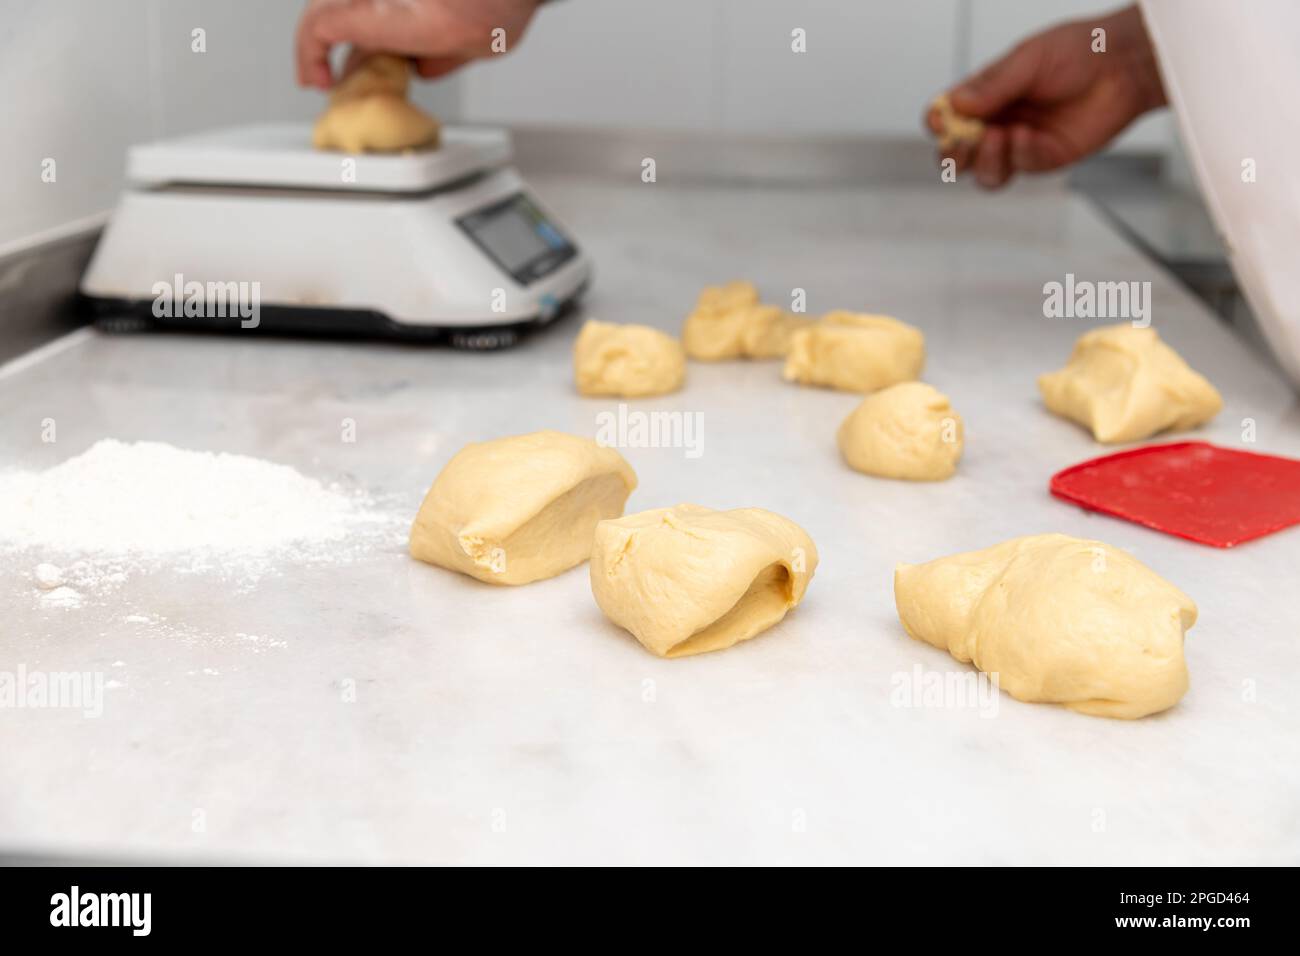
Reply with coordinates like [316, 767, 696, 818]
[1050, 442, 1300, 548]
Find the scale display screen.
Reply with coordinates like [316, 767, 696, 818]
[457, 192, 576, 285]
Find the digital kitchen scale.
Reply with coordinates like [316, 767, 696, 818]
[79, 123, 591, 349]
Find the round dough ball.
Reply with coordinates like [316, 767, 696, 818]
[894, 533, 1196, 719]
[573, 320, 686, 397]
[590, 504, 818, 658]
[783, 311, 925, 392]
[837, 382, 964, 481]
[410, 430, 637, 586]
[312, 53, 441, 154]
[1038, 323, 1222, 443]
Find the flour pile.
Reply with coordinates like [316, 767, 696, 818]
[0, 439, 403, 598]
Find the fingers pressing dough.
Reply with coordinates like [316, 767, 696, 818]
[838, 382, 964, 480]
[894, 533, 1196, 719]
[682, 282, 809, 360]
[1038, 323, 1222, 443]
[590, 504, 818, 658]
[783, 311, 925, 393]
[313, 54, 441, 153]
[410, 431, 637, 585]
[573, 320, 686, 398]
[331, 54, 410, 100]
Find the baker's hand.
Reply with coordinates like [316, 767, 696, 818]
[296, 0, 544, 88]
[928, 4, 1166, 189]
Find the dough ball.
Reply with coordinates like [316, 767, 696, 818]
[573, 320, 686, 398]
[894, 533, 1196, 719]
[838, 382, 964, 480]
[410, 430, 637, 586]
[682, 281, 760, 360]
[783, 311, 925, 392]
[738, 305, 814, 359]
[313, 54, 441, 154]
[682, 309, 747, 361]
[930, 93, 984, 151]
[1038, 323, 1222, 443]
[590, 504, 818, 658]
[313, 98, 440, 154]
[695, 280, 760, 315]
[682, 283, 814, 361]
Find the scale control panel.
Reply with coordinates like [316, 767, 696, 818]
[456, 192, 577, 286]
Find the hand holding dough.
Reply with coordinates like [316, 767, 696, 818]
[1038, 323, 1222, 442]
[410, 431, 636, 585]
[590, 504, 818, 658]
[838, 382, 964, 480]
[784, 311, 925, 392]
[330, 53, 410, 99]
[894, 533, 1195, 718]
[313, 54, 441, 154]
[682, 282, 809, 360]
[930, 93, 985, 151]
[573, 320, 686, 397]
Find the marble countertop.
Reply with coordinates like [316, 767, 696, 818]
[2, 170, 1298, 865]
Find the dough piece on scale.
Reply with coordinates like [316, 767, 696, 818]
[313, 54, 441, 153]
[894, 533, 1196, 719]
[590, 504, 818, 658]
[410, 431, 636, 585]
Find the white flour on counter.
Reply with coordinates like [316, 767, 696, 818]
[1, 439, 405, 601]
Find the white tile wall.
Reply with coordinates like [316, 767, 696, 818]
[461, 0, 1177, 149]
[0, 0, 156, 250]
[717, 0, 960, 136]
[458, 0, 962, 135]
[0, 0, 457, 253]
[152, 0, 319, 136]
[458, 0, 720, 130]
[0, 0, 1179, 254]
[150, 1, 457, 134]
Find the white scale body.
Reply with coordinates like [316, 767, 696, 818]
[81, 123, 591, 348]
